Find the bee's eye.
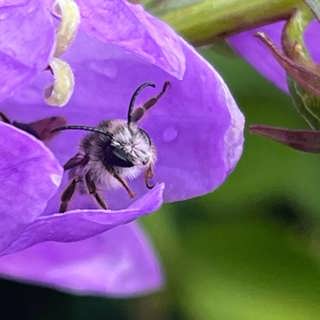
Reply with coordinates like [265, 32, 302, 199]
[139, 128, 152, 145]
[107, 147, 134, 168]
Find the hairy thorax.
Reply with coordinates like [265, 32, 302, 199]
[71, 120, 156, 190]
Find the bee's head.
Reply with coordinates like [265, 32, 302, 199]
[105, 81, 164, 168]
[109, 122, 155, 168]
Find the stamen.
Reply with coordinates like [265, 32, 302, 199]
[53, 0, 81, 57]
[43, 0, 80, 107]
[45, 58, 75, 107]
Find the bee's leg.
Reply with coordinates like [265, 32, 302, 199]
[112, 173, 135, 198]
[131, 81, 170, 122]
[0, 112, 11, 124]
[64, 153, 89, 171]
[59, 177, 81, 213]
[85, 172, 108, 210]
[144, 165, 155, 189]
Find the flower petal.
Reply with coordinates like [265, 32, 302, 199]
[2, 3, 244, 208]
[0, 123, 63, 252]
[228, 20, 320, 93]
[3, 35, 244, 206]
[0, 0, 55, 102]
[0, 223, 163, 297]
[76, 0, 186, 79]
[0, 183, 164, 255]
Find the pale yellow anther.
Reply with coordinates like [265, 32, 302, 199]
[44, 0, 80, 107]
[45, 58, 75, 107]
[54, 0, 80, 57]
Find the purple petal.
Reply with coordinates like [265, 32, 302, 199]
[228, 21, 288, 92]
[3, 29, 244, 206]
[228, 20, 320, 93]
[76, 0, 185, 79]
[305, 20, 320, 63]
[0, 123, 62, 252]
[0, 2, 244, 297]
[0, 184, 164, 256]
[0, 0, 55, 102]
[0, 223, 163, 297]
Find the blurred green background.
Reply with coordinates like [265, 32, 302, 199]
[3, 47, 320, 320]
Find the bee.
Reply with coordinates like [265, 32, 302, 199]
[0, 112, 66, 141]
[53, 81, 170, 212]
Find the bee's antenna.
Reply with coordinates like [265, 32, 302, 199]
[51, 125, 113, 139]
[128, 82, 156, 126]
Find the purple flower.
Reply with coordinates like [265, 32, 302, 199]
[0, 0, 244, 296]
[228, 20, 320, 93]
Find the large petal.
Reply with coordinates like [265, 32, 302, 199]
[228, 20, 320, 93]
[0, 223, 163, 297]
[0, 0, 55, 102]
[0, 122, 62, 252]
[3, 26, 244, 207]
[76, 0, 185, 79]
[0, 183, 164, 255]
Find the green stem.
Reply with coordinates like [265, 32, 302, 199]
[304, 0, 320, 20]
[283, 6, 313, 60]
[150, 0, 303, 45]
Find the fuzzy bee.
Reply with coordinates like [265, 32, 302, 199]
[53, 81, 170, 212]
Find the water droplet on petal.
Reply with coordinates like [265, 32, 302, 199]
[163, 126, 178, 142]
[5, 48, 16, 58]
[1, 85, 8, 94]
[50, 173, 62, 187]
[88, 60, 118, 79]
[14, 88, 41, 105]
[25, 3, 36, 14]
[0, 12, 9, 21]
